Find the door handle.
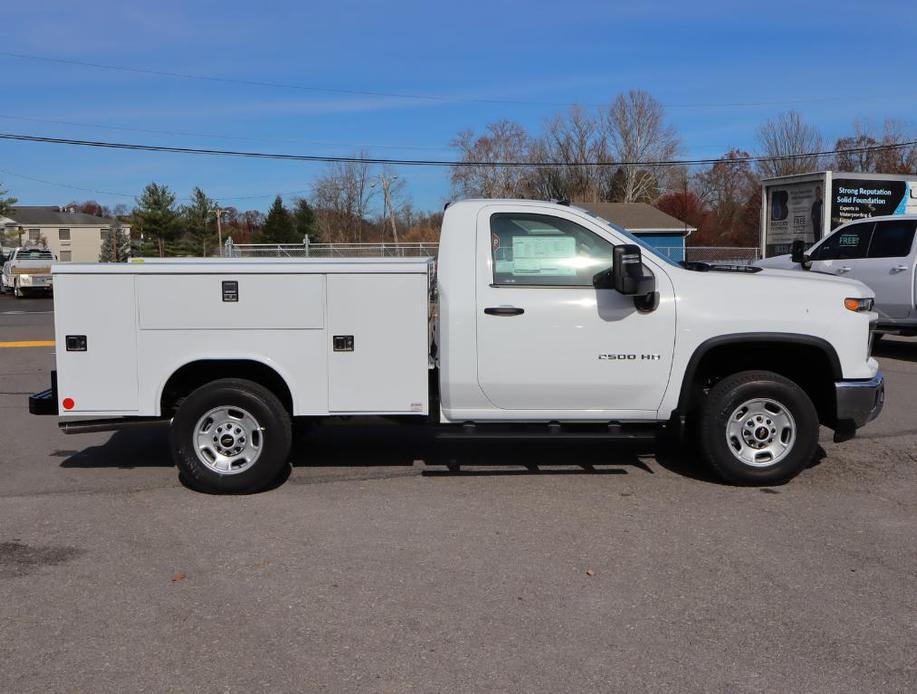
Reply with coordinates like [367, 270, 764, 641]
[836, 266, 852, 274]
[892, 265, 909, 273]
[484, 306, 525, 316]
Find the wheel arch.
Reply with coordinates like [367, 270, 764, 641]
[677, 333, 842, 424]
[159, 358, 294, 416]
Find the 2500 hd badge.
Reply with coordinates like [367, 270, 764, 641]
[598, 353, 662, 361]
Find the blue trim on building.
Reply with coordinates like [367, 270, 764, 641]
[633, 232, 686, 262]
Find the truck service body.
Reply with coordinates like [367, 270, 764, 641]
[31, 200, 885, 491]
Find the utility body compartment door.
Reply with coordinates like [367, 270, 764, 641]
[53, 273, 139, 413]
[326, 273, 429, 413]
[474, 206, 676, 413]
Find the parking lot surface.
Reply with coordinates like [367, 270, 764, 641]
[1, 294, 915, 693]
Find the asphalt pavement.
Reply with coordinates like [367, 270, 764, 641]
[1, 294, 915, 693]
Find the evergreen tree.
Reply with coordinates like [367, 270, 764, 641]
[262, 196, 297, 243]
[183, 187, 217, 256]
[0, 181, 16, 217]
[133, 183, 181, 257]
[98, 221, 132, 262]
[292, 197, 320, 243]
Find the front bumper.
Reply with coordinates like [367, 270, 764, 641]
[835, 371, 884, 430]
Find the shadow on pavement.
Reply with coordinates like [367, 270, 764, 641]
[58, 418, 714, 480]
[873, 337, 917, 364]
[60, 423, 171, 469]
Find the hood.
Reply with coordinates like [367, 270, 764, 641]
[755, 266, 868, 290]
[753, 254, 797, 270]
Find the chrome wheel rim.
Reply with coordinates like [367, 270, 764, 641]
[194, 406, 264, 475]
[725, 398, 796, 468]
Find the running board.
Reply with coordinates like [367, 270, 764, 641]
[59, 417, 167, 435]
[435, 423, 658, 441]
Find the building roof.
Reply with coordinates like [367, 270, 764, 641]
[3, 206, 121, 226]
[574, 202, 695, 234]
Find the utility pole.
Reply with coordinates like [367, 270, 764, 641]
[215, 207, 224, 257]
[372, 174, 399, 247]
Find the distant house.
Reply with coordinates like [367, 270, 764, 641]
[0, 206, 131, 262]
[574, 202, 695, 262]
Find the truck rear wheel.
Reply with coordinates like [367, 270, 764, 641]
[698, 370, 818, 485]
[170, 378, 292, 493]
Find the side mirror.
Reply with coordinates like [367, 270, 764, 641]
[610, 244, 655, 296]
[790, 239, 807, 264]
[594, 244, 658, 311]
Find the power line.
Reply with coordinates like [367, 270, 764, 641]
[0, 113, 452, 153]
[2, 50, 891, 111]
[2, 131, 916, 168]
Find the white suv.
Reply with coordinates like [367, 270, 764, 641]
[756, 215, 917, 335]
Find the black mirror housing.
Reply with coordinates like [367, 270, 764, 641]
[790, 239, 807, 264]
[609, 244, 655, 296]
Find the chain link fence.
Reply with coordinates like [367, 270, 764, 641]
[224, 239, 438, 258]
[223, 238, 759, 265]
[655, 247, 760, 265]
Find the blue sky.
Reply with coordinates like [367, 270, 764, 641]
[3, 0, 917, 215]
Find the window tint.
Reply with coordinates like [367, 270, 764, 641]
[811, 222, 873, 261]
[867, 220, 916, 258]
[490, 213, 614, 286]
[17, 249, 53, 260]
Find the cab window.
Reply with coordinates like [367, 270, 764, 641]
[811, 222, 873, 261]
[867, 220, 917, 258]
[490, 213, 614, 286]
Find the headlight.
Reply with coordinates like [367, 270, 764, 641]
[844, 297, 874, 312]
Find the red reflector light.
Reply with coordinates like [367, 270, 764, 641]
[62, 398, 74, 410]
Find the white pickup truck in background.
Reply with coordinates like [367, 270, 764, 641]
[755, 214, 917, 338]
[30, 199, 885, 492]
[1, 246, 55, 297]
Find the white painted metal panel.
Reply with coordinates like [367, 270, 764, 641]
[53, 273, 139, 413]
[137, 274, 324, 330]
[137, 329, 329, 416]
[327, 273, 429, 413]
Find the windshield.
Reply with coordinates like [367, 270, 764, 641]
[17, 249, 54, 260]
[575, 208, 682, 268]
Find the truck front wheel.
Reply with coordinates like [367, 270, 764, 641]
[698, 370, 818, 485]
[170, 378, 292, 493]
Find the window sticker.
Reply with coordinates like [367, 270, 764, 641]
[510, 236, 577, 276]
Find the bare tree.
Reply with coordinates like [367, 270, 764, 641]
[693, 150, 761, 245]
[312, 153, 377, 242]
[450, 120, 531, 198]
[601, 90, 680, 202]
[874, 119, 917, 174]
[756, 111, 824, 178]
[833, 120, 880, 172]
[527, 106, 607, 202]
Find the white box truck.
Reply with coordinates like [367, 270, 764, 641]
[760, 170, 917, 257]
[31, 200, 884, 492]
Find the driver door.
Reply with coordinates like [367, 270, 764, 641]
[474, 206, 676, 414]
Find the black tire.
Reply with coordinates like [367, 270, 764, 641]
[698, 370, 818, 486]
[170, 378, 292, 493]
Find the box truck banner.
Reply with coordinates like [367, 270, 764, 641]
[765, 175, 917, 256]
[766, 181, 824, 256]
[831, 177, 917, 227]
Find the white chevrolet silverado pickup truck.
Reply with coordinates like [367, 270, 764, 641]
[30, 199, 884, 492]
